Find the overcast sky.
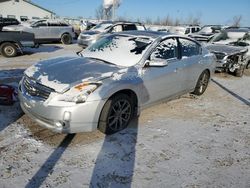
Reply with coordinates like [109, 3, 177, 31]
[32, 0, 250, 25]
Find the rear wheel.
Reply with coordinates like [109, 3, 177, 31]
[0, 42, 17, 57]
[98, 94, 133, 135]
[192, 70, 210, 96]
[61, 33, 72, 45]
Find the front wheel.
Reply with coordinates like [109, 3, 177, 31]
[246, 61, 250, 69]
[98, 94, 133, 135]
[0, 42, 18, 57]
[192, 70, 210, 96]
[61, 33, 72, 45]
[234, 65, 245, 77]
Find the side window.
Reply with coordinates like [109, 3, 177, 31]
[191, 28, 196, 33]
[7, 15, 16, 19]
[48, 22, 60, 26]
[60, 23, 69, 26]
[123, 24, 137, 31]
[136, 25, 146, 31]
[185, 28, 190, 34]
[150, 38, 178, 60]
[179, 38, 201, 58]
[111, 25, 123, 32]
[20, 16, 28, 22]
[36, 21, 47, 27]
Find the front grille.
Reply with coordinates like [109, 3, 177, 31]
[23, 76, 54, 100]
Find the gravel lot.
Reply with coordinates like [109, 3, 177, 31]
[0, 43, 249, 188]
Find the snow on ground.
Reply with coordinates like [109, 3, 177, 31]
[0, 43, 250, 188]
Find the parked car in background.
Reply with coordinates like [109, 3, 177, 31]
[77, 21, 146, 47]
[0, 17, 20, 31]
[206, 28, 250, 76]
[79, 20, 97, 32]
[169, 25, 201, 35]
[0, 31, 36, 57]
[189, 25, 223, 42]
[19, 31, 216, 134]
[3, 19, 75, 44]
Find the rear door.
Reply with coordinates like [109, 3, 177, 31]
[31, 20, 50, 39]
[177, 37, 203, 91]
[48, 22, 61, 39]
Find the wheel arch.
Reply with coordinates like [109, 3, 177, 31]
[0, 41, 20, 48]
[97, 88, 139, 134]
[61, 32, 70, 38]
[106, 89, 139, 115]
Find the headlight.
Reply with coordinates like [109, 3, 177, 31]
[59, 82, 101, 104]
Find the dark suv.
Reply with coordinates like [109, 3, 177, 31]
[0, 17, 20, 31]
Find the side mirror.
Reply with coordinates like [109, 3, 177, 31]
[146, 59, 168, 67]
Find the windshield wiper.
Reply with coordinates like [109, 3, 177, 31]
[76, 50, 83, 57]
[88, 57, 116, 65]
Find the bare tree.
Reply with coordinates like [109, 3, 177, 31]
[174, 18, 180, 26]
[162, 15, 173, 26]
[95, 5, 104, 20]
[104, 7, 112, 20]
[232, 15, 242, 27]
[145, 17, 153, 25]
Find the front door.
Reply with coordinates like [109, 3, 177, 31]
[141, 37, 186, 106]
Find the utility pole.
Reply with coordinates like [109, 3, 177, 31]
[112, 0, 115, 21]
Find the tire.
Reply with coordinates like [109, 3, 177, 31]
[0, 42, 17, 57]
[192, 70, 210, 96]
[246, 61, 250, 69]
[234, 65, 245, 77]
[61, 33, 72, 45]
[98, 93, 134, 135]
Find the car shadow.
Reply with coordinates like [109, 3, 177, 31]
[0, 102, 24, 132]
[24, 44, 63, 55]
[0, 68, 25, 84]
[212, 78, 250, 106]
[89, 117, 139, 188]
[0, 68, 24, 131]
[25, 133, 76, 188]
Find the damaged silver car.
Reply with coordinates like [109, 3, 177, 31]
[19, 31, 216, 134]
[206, 28, 250, 77]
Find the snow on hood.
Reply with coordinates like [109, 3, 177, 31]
[24, 56, 121, 93]
[206, 44, 248, 56]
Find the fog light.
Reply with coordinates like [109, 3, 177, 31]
[63, 111, 71, 121]
[55, 122, 62, 128]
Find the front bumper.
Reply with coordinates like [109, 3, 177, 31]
[18, 82, 106, 133]
[77, 37, 95, 48]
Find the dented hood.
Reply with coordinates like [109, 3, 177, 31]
[206, 44, 248, 56]
[25, 56, 121, 93]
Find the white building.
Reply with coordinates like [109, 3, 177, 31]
[0, 0, 55, 21]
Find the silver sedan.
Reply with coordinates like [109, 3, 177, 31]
[18, 31, 216, 134]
